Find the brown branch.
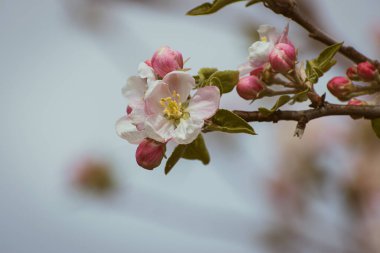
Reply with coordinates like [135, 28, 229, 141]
[262, 0, 380, 68]
[234, 103, 380, 123]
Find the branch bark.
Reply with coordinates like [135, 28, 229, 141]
[234, 103, 380, 123]
[262, 0, 380, 68]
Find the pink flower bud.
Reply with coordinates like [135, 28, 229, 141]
[327, 76, 354, 101]
[250, 66, 264, 77]
[126, 106, 133, 115]
[346, 66, 360, 81]
[357, 61, 377, 81]
[135, 139, 166, 170]
[348, 98, 367, 106]
[151, 46, 184, 78]
[269, 43, 296, 73]
[236, 76, 265, 100]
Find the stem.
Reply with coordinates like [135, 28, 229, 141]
[234, 103, 380, 123]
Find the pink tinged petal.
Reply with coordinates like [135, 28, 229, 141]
[238, 62, 254, 77]
[187, 86, 220, 120]
[122, 76, 147, 104]
[138, 62, 156, 81]
[144, 81, 171, 115]
[115, 117, 146, 144]
[163, 71, 195, 103]
[257, 25, 278, 42]
[276, 23, 294, 46]
[128, 100, 146, 125]
[173, 118, 204, 145]
[145, 114, 175, 143]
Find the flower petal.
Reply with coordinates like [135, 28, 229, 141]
[144, 81, 171, 115]
[187, 86, 220, 120]
[128, 100, 146, 125]
[122, 76, 147, 104]
[238, 62, 254, 77]
[115, 116, 146, 144]
[138, 62, 156, 81]
[173, 118, 204, 145]
[248, 41, 274, 67]
[145, 114, 175, 143]
[257, 25, 278, 42]
[163, 71, 195, 103]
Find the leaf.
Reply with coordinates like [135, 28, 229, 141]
[207, 70, 239, 94]
[289, 89, 310, 105]
[165, 145, 187, 175]
[198, 68, 218, 82]
[305, 42, 343, 83]
[246, 0, 262, 7]
[164, 134, 211, 174]
[182, 134, 210, 165]
[205, 109, 256, 135]
[187, 0, 244, 16]
[258, 95, 292, 116]
[371, 118, 380, 138]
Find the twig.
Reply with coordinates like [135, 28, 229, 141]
[262, 0, 380, 68]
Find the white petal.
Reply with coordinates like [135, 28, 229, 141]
[144, 81, 171, 115]
[122, 76, 147, 104]
[257, 25, 278, 42]
[138, 62, 156, 81]
[128, 100, 146, 125]
[238, 62, 254, 77]
[163, 71, 195, 103]
[187, 86, 220, 120]
[115, 116, 146, 144]
[248, 41, 274, 67]
[173, 118, 204, 145]
[145, 114, 175, 143]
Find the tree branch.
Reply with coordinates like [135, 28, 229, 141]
[262, 0, 380, 68]
[234, 103, 380, 123]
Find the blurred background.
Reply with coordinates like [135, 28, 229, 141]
[1, 0, 380, 252]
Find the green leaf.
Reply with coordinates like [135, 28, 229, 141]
[289, 89, 310, 105]
[305, 42, 343, 83]
[164, 134, 211, 174]
[165, 145, 187, 175]
[198, 68, 218, 82]
[258, 95, 292, 116]
[371, 118, 380, 138]
[246, 0, 262, 7]
[207, 70, 239, 94]
[181, 134, 210, 165]
[205, 109, 256, 135]
[187, 0, 244, 16]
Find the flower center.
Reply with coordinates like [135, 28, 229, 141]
[261, 36, 268, 42]
[160, 91, 184, 120]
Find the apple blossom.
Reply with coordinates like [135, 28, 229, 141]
[236, 76, 265, 100]
[269, 42, 296, 73]
[346, 65, 360, 81]
[151, 46, 184, 78]
[144, 71, 220, 144]
[136, 139, 166, 170]
[327, 76, 354, 101]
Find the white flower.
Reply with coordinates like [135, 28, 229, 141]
[144, 71, 220, 144]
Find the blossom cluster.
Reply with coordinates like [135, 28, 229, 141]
[116, 46, 220, 170]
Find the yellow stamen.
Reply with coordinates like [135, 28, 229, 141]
[261, 36, 268, 42]
[160, 91, 183, 120]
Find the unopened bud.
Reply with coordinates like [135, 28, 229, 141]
[250, 66, 264, 77]
[327, 76, 354, 101]
[236, 76, 265, 100]
[357, 61, 377, 81]
[136, 139, 166, 170]
[269, 43, 296, 73]
[348, 98, 368, 119]
[151, 46, 184, 78]
[346, 66, 360, 81]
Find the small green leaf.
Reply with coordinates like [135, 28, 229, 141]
[258, 95, 291, 116]
[246, 0, 262, 7]
[182, 134, 210, 165]
[187, 0, 244, 16]
[305, 42, 343, 84]
[206, 70, 239, 94]
[371, 118, 380, 138]
[289, 89, 310, 105]
[198, 68, 218, 82]
[165, 145, 187, 175]
[205, 109, 256, 135]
